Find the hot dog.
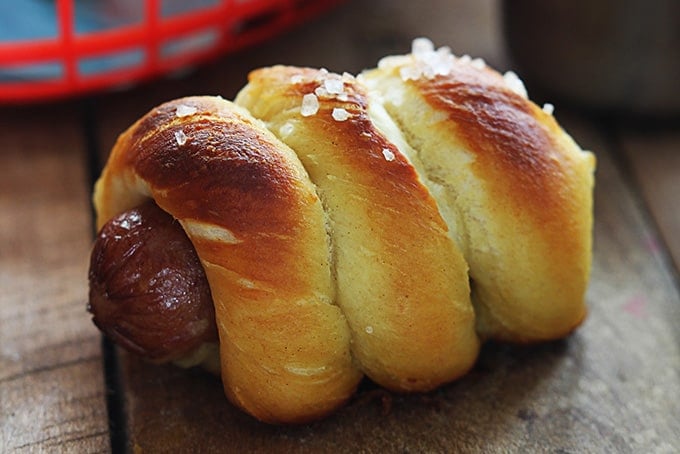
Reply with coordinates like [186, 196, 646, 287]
[88, 200, 218, 365]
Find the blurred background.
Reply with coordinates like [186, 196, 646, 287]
[504, 0, 680, 118]
[1, 0, 678, 119]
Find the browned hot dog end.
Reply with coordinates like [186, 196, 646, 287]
[88, 200, 218, 364]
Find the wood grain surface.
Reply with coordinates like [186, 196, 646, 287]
[620, 130, 680, 272]
[1, 0, 679, 452]
[0, 104, 110, 452]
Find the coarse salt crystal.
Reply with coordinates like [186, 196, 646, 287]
[377, 55, 400, 69]
[503, 71, 528, 99]
[314, 68, 329, 82]
[542, 103, 555, 115]
[471, 57, 486, 69]
[365, 326, 374, 334]
[429, 53, 454, 76]
[301, 93, 319, 116]
[422, 64, 437, 79]
[437, 46, 453, 57]
[382, 148, 395, 161]
[176, 104, 197, 117]
[324, 78, 344, 94]
[279, 122, 295, 136]
[400, 65, 422, 81]
[174, 129, 187, 146]
[412, 37, 435, 57]
[332, 107, 350, 121]
[337, 92, 349, 102]
[314, 86, 330, 98]
[401, 39, 457, 80]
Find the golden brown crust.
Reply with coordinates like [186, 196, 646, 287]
[360, 45, 595, 342]
[236, 66, 479, 392]
[413, 65, 583, 249]
[417, 69, 561, 213]
[94, 96, 362, 424]
[91, 39, 595, 424]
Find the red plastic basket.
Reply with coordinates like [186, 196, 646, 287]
[0, 0, 343, 104]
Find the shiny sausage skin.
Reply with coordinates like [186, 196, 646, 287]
[88, 200, 218, 363]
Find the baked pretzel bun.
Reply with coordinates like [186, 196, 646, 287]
[235, 66, 480, 393]
[91, 38, 595, 424]
[356, 38, 596, 342]
[93, 97, 362, 423]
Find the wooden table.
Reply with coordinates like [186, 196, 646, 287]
[2, 1, 679, 452]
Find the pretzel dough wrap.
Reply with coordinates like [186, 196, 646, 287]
[359, 40, 596, 342]
[235, 67, 479, 392]
[90, 38, 596, 425]
[93, 96, 362, 424]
